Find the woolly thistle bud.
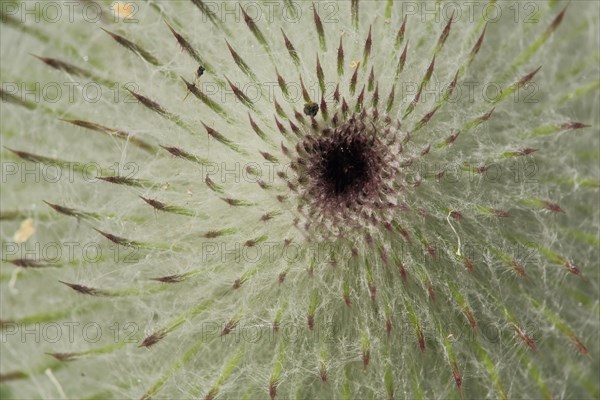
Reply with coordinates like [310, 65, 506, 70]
[1, 1, 599, 399]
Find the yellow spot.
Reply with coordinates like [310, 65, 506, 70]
[112, 2, 135, 19]
[14, 218, 35, 243]
[350, 60, 360, 69]
[9, 268, 20, 293]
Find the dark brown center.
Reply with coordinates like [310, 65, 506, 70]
[320, 133, 372, 196]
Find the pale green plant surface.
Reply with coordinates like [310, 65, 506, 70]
[0, 0, 599, 399]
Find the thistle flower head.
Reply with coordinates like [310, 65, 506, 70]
[1, 1, 599, 399]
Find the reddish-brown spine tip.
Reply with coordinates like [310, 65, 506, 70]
[46, 352, 77, 362]
[140, 330, 167, 348]
[59, 281, 99, 296]
[151, 274, 185, 283]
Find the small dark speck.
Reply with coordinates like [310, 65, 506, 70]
[197, 66, 205, 77]
[304, 102, 319, 117]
